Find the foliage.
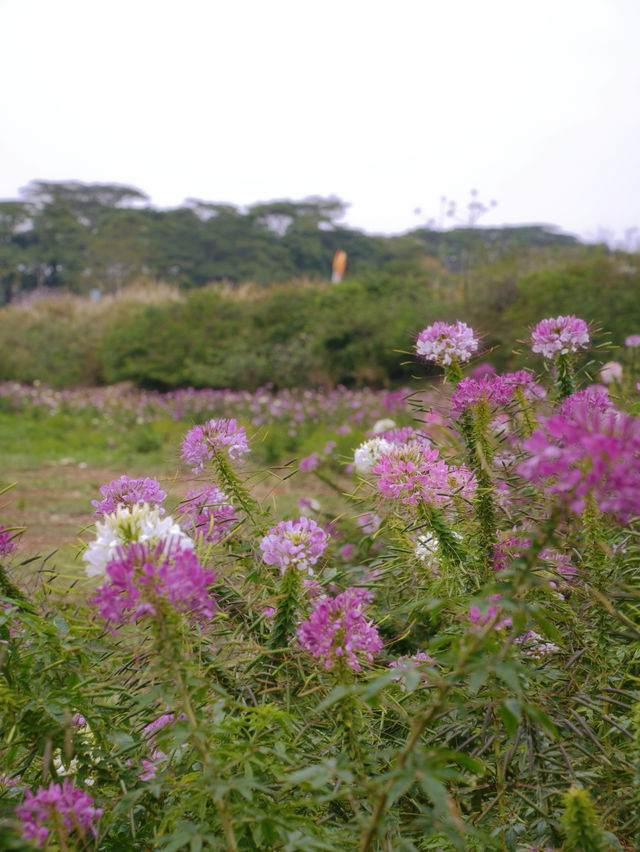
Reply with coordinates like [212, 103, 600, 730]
[1, 320, 640, 850]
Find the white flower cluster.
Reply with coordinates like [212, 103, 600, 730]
[353, 437, 394, 475]
[83, 504, 193, 578]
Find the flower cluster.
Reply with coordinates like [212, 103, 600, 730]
[83, 504, 192, 578]
[91, 475, 167, 518]
[139, 713, 185, 781]
[415, 321, 479, 366]
[0, 525, 16, 559]
[15, 780, 102, 848]
[450, 376, 514, 415]
[503, 370, 547, 400]
[176, 486, 237, 544]
[259, 517, 328, 575]
[518, 402, 640, 522]
[515, 630, 559, 659]
[389, 652, 434, 690]
[91, 541, 217, 627]
[625, 334, 640, 347]
[180, 418, 250, 473]
[559, 386, 614, 420]
[354, 437, 394, 474]
[297, 587, 383, 672]
[373, 444, 476, 507]
[530, 315, 590, 359]
[468, 594, 512, 632]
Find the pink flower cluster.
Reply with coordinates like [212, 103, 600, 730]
[15, 780, 102, 848]
[0, 525, 16, 558]
[91, 475, 167, 518]
[559, 386, 614, 420]
[259, 517, 328, 575]
[518, 401, 640, 522]
[91, 542, 217, 628]
[139, 712, 185, 781]
[530, 315, 590, 359]
[415, 321, 479, 366]
[297, 587, 383, 672]
[373, 444, 476, 507]
[177, 486, 237, 543]
[468, 594, 512, 632]
[503, 370, 547, 400]
[389, 651, 434, 688]
[180, 418, 250, 473]
[450, 376, 514, 415]
[625, 334, 640, 347]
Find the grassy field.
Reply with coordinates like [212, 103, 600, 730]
[0, 405, 365, 585]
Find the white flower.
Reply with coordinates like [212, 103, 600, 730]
[83, 504, 193, 578]
[372, 418, 396, 434]
[354, 438, 394, 475]
[414, 533, 439, 567]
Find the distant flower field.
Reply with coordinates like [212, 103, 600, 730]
[1, 318, 640, 851]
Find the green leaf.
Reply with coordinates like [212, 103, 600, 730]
[499, 698, 521, 736]
[53, 615, 69, 636]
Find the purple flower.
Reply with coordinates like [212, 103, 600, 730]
[91, 475, 167, 518]
[299, 453, 319, 472]
[176, 486, 237, 543]
[91, 541, 217, 628]
[530, 315, 590, 359]
[180, 418, 250, 473]
[139, 712, 185, 781]
[415, 321, 479, 366]
[518, 402, 640, 522]
[15, 780, 102, 848]
[625, 334, 640, 347]
[297, 587, 383, 672]
[259, 517, 328, 575]
[373, 444, 476, 507]
[450, 376, 514, 415]
[468, 594, 512, 632]
[503, 370, 547, 400]
[0, 525, 16, 559]
[560, 386, 614, 420]
[389, 652, 434, 689]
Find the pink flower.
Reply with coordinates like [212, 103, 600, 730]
[297, 587, 383, 672]
[503, 370, 547, 400]
[450, 376, 514, 415]
[599, 361, 623, 384]
[15, 780, 102, 848]
[518, 402, 640, 522]
[91, 542, 217, 628]
[180, 418, 249, 473]
[176, 486, 237, 543]
[373, 444, 476, 507]
[139, 713, 185, 781]
[468, 594, 512, 632]
[389, 652, 434, 689]
[299, 453, 319, 472]
[625, 334, 640, 347]
[530, 315, 590, 359]
[560, 386, 614, 420]
[91, 476, 167, 518]
[0, 525, 16, 559]
[259, 517, 328, 575]
[415, 321, 479, 366]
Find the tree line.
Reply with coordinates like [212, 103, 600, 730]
[0, 180, 580, 303]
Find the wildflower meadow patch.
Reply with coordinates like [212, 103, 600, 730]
[1, 317, 640, 850]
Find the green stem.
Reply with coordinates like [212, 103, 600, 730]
[555, 352, 575, 399]
[268, 564, 302, 650]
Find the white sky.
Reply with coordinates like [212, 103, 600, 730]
[1, 0, 639, 243]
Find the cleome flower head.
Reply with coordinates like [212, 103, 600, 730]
[297, 587, 383, 672]
[518, 400, 640, 523]
[530, 315, 590, 360]
[373, 443, 476, 507]
[15, 779, 102, 848]
[91, 475, 167, 518]
[450, 375, 514, 415]
[176, 485, 237, 544]
[354, 437, 394, 475]
[0, 525, 16, 559]
[180, 418, 250, 473]
[83, 504, 193, 578]
[415, 321, 479, 366]
[259, 516, 328, 575]
[91, 540, 217, 627]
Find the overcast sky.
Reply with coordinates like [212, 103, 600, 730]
[1, 0, 639, 243]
